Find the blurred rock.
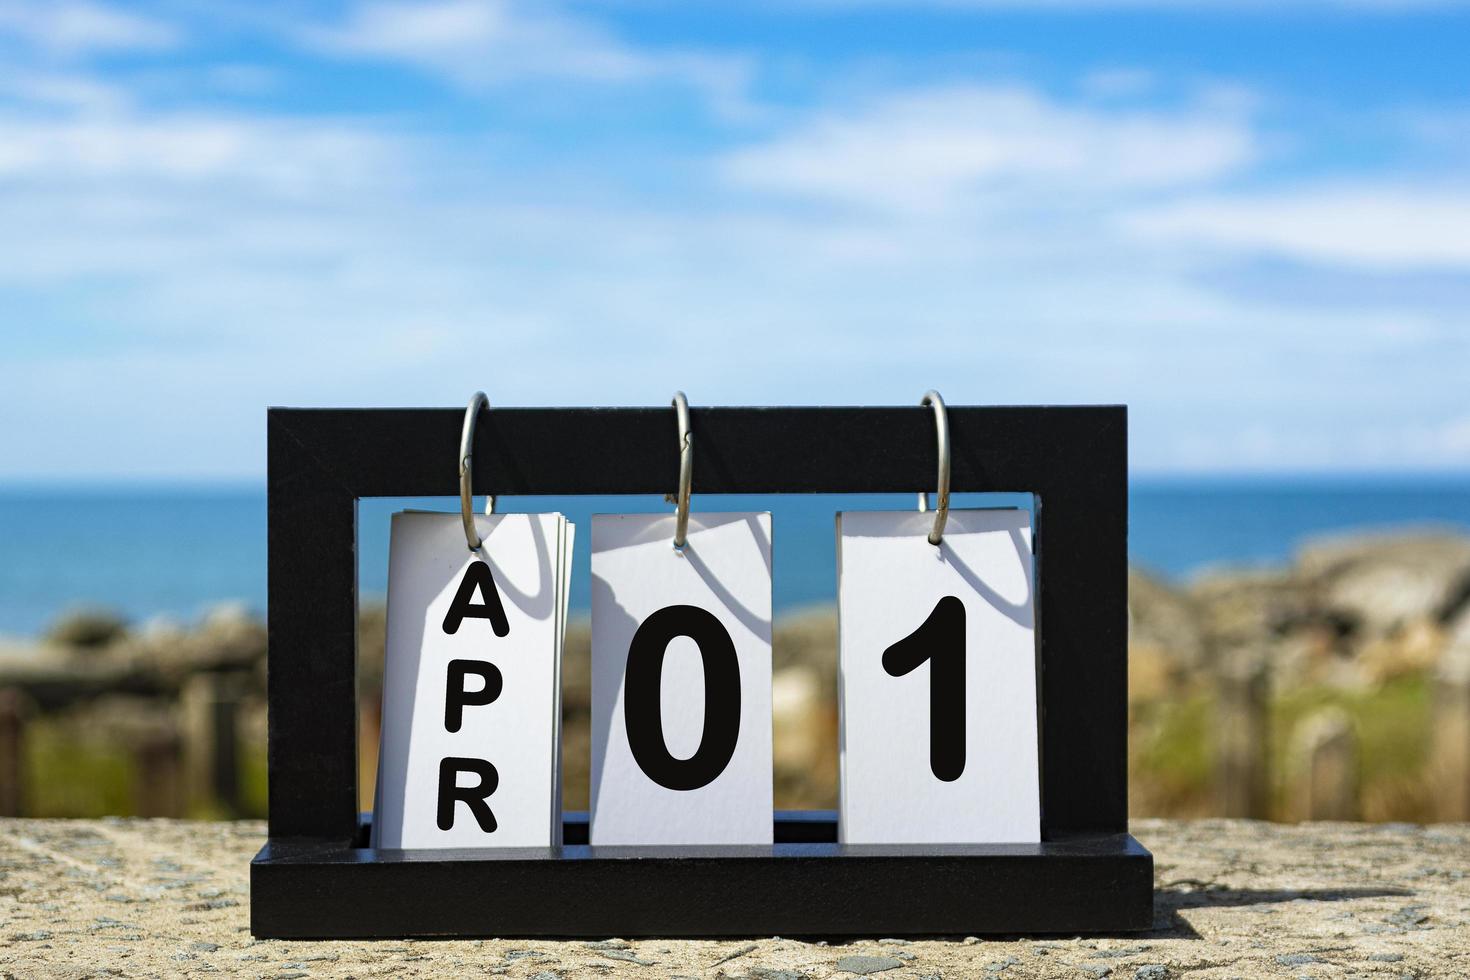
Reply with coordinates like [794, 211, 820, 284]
[1441, 593, 1470, 650]
[358, 604, 387, 691]
[1296, 529, 1470, 637]
[202, 602, 254, 631]
[772, 665, 824, 771]
[771, 660, 838, 808]
[45, 609, 129, 650]
[1189, 568, 1308, 650]
[772, 608, 838, 690]
[1128, 569, 1203, 697]
[1169, 529, 1470, 690]
[561, 619, 591, 716]
[769, 612, 840, 807]
[138, 615, 187, 645]
[1356, 619, 1444, 686]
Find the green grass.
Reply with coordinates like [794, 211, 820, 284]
[1271, 674, 1431, 820]
[21, 717, 271, 820]
[1129, 673, 1435, 820]
[14, 671, 1442, 823]
[1131, 691, 1217, 814]
[238, 739, 269, 818]
[24, 721, 135, 818]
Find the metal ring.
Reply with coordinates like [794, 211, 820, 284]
[916, 390, 950, 545]
[459, 391, 495, 551]
[670, 391, 693, 549]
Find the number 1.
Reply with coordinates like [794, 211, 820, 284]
[882, 595, 966, 782]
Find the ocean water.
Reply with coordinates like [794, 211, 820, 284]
[1, 479, 1467, 638]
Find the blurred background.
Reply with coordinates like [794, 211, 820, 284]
[1, 0, 1467, 824]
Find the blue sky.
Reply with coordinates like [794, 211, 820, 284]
[1, 0, 1467, 481]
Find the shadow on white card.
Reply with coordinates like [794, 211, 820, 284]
[841, 509, 1033, 626]
[589, 512, 774, 846]
[591, 510, 769, 560]
[480, 516, 557, 621]
[837, 508, 1040, 845]
[373, 512, 569, 850]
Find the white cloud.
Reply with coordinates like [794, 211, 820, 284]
[1123, 185, 1470, 270]
[297, 0, 751, 110]
[0, 1, 178, 55]
[0, 69, 130, 111]
[0, 54, 1463, 478]
[306, 0, 642, 82]
[720, 85, 1255, 213]
[1434, 416, 1470, 457]
[1155, 412, 1470, 475]
[0, 111, 398, 193]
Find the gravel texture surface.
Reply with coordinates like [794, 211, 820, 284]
[1, 818, 1467, 978]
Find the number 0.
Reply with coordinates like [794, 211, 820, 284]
[624, 604, 742, 791]
[883, 595, 966, 782]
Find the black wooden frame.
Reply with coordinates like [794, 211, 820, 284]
[251, 405, 1152, 938]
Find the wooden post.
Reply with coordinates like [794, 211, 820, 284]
[0, 687, 31, 817]
[135, 725, 183, 818]
[1215, 652, 1270, 819]
[1432, 641, 1470, 821]
[1288, 707, 1358, 821]
[183, 672, 242, 815]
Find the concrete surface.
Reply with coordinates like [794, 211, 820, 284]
[1, 818, 1466, 978]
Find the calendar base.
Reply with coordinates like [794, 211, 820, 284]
[250, 812, 1153, 938]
